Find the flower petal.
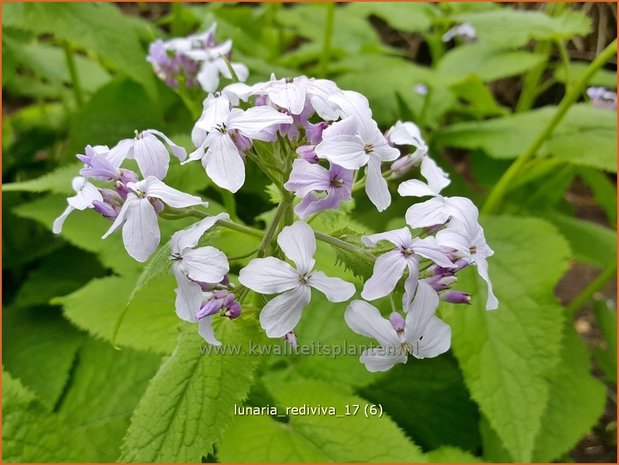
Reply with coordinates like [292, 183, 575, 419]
[277, 221, 316, 274]
[413, 236, 456, 269]
[180, 246, 229, 283]
[228, 106, 293, 139]
[146, 129, 187, 162]
[133, 133, 170, 180]
[101, 194, 135, 239]
[404, 280, 439, 340]
[283, 159, 331, 197]
[361, 250, 407, 301]
[475, 256, 499, 311]
[259, 285, 311, 338]
[308, 271, 355, 302]
[315, 134, 368, 170]
[199, 316, 222, 346]
[172, 262, 202, 322]
[360, 348, 408, 372]
[411, 316, 451, 359]
[361, 226, 411, 248]
[420, 156, 450, 193]
[344, 300, 401, 348]
[402, 258, 420, 310]
[203, 132, 246, 193]
[52, 205, 75, 234]
[170, 213, 230, 253]
[267, 81, 306, 115]
[405, 197, 452, 229]
[365, 155, 391, 212]
[397, 179, 437, 198]
[238, 257, 299, 294]
[107, 138, 134, 167]
[139, 176, 205, 208]
[122, 197, 160, 262]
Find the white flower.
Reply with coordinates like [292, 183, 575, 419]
[238, 221, 356, 338]
[436, 199, 498, 310]
[187, 99, 293, 192]
[102, 176, 205, 262]
[108, 129, 187, 180]
[170, 213, 230, 345]
[315, 91, 400, 211]
[345, 281, 451, 372]
[442, 23, 477, 42]
[53, 176, 103, 234]
[361, 227, 455, 308]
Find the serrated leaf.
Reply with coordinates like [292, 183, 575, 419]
[57, 274, 179, 354]
[3, 306, 83, 409]
[437, 104, 617, 172]
[347, 2, 436, 33]
[592, 299, 617, 384]
[119, 319, 261, 462]
[2, 3, 156, 98]
[555, 61, 618, 89]
[3, 162, 82, 195]
[360, 354, 481, 452]
[441, 216, 570, 461]
[219, 379, 426, 462]
[531, 323, 606, 461]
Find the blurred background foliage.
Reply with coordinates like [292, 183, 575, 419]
[2, 2, 617, 463]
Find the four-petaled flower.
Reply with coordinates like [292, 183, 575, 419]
[239, 221, 356, 337]
[345, 281, 451, 372]
[102, 176, 205, 262]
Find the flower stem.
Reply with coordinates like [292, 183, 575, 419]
[62, 40, 84, 108]
[256, 199, 291, 258]
[566, 262, 617, 316]
[319, 2, 335, 77]
[482, 39, 617, 215]
[314, 231, 375, 264]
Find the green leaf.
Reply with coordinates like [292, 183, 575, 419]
[555, 61, 618, 89]
[119, 319, 261, 462]
[57, 274, 179, 355]
[3, 341, 160, 462]
[360, 355, 481, 452]
[545, 212, 616, 268]
[454, 9, 591, 49]
[438, 44, 545, 82]
[531, 322, 606, 461]
[347, 2, 437, 33]
[436, 104, 618, 172]
[67, 78, 163, 155]
[427, 446, 483, 463]
[3, 306, 83, 409]
[3, 372, 75, 462]
[3, 3, 156, 98]
[441, 216, 570, 461]
[592, 299, 617, 384]
[3, 162, 82, 195]
[219, 379, 426, 462]
[578, 167, 617, 226]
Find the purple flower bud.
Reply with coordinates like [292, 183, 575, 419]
[428, 275, 458, 291]
[389, 312, 406, 332]
[440, 290, 471, 304]
[283, 331, 298, 349]
[296, 145, 319, 163]
[255, 95, 269, 106]
[306, 121, 328, 145]
[231, 130, 252, 153]
[92, 200, 119, 220]
[150, 197, 165, 214]
[99, 188, 124, 207]
[119, 169, 139, 185]
[224, 300, 241, 319]
[196, 299, 221, 319]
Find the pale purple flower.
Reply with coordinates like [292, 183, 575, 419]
[284, 159, 353, 219]
[345, 281, 451, 372]
[414, 83, 429, 96]
[102, 176, 205, 262]
[315, 91, 400, 211]
[239, 221, 356, 338]
[53, 176, 103, 234]
[436, 199, 498, 310]
[187, 99, 293, 192]
[108, 130, 187, 180]
[361, 227, 455, 309]
[442, 23, 477, 42]
[587, 86, 617, 110]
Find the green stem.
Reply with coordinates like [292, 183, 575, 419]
[566, 262, 617, 316]
[319, 2, 335, 77]
[62, 40, 84, 108]
[220, 190, 239, 222]
[555, 38, 572, 89]
[256, 199, 291, 258]
[314, 231, 375, 264]
[482, 39, 617, 215]
[515, 40, 552, 113]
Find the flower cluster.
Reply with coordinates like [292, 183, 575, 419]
[53, 71, 498, 372]
[147, 23, 248, 92]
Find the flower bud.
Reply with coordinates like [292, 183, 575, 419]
[92, 200, 119, 220]
[283, 331, 298, 349]
[389, 312, 406, 332]
[391, 155, 416, 178]
[306, 121, 328, 145]
[440, 290, 471, 304]
[296, 145, 319, 163]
